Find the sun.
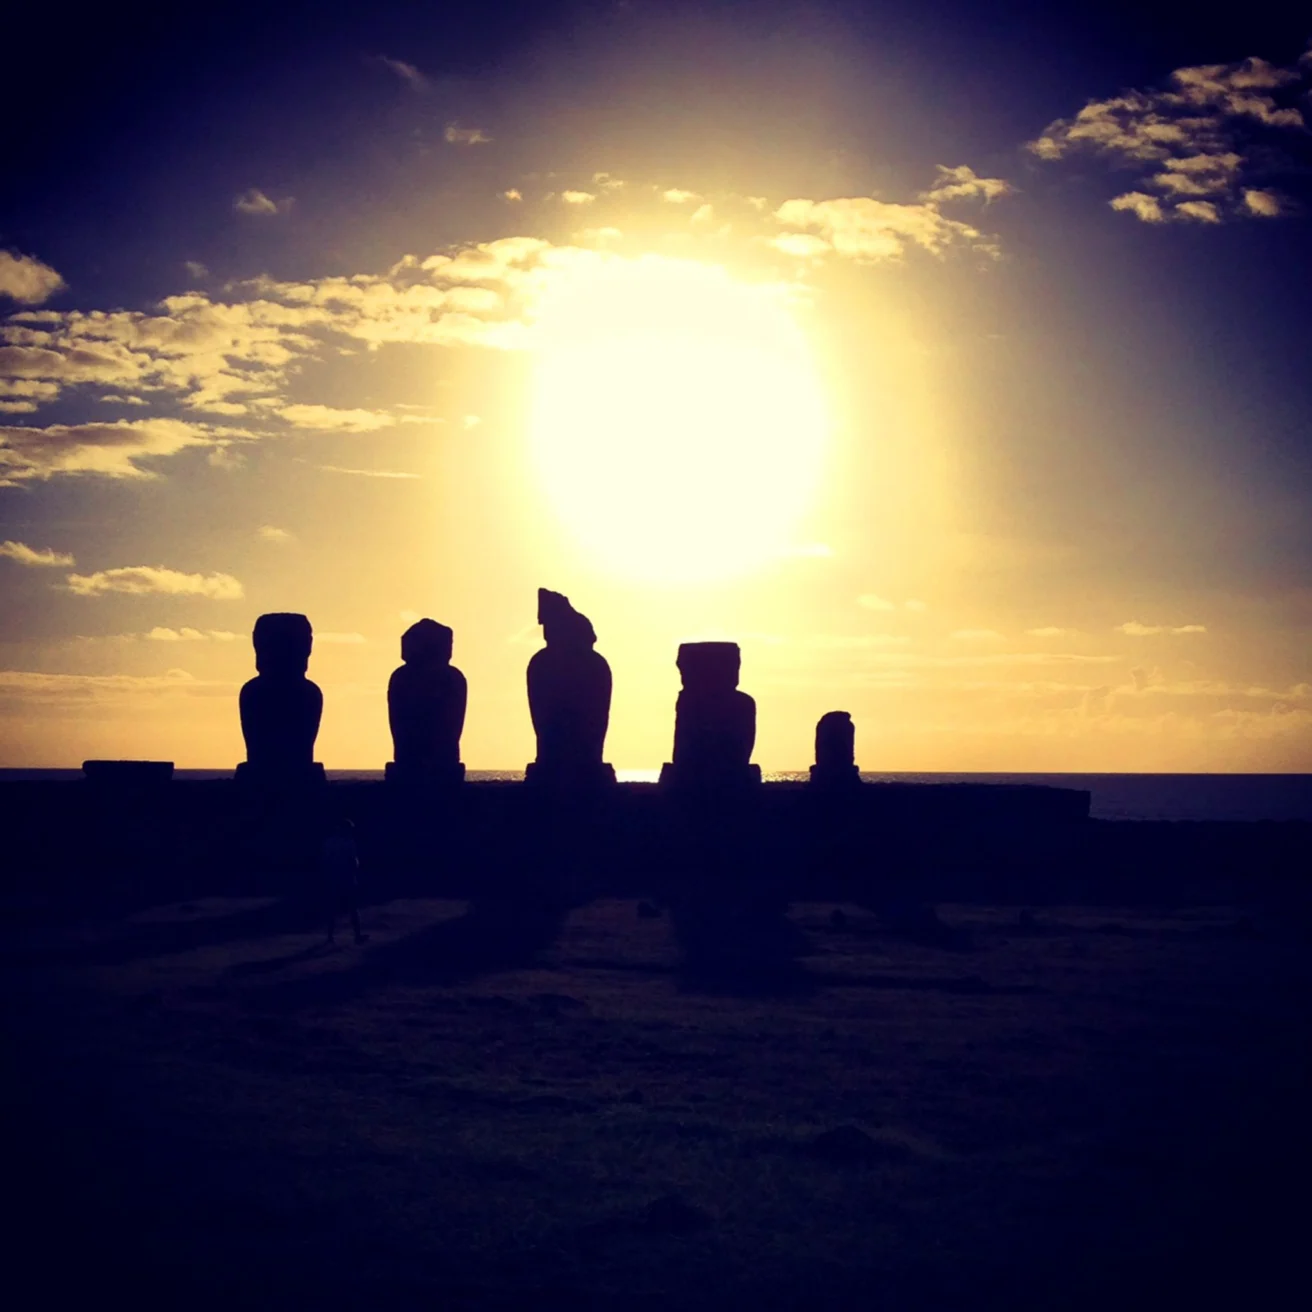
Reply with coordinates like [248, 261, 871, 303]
[527, 255, 829, 583]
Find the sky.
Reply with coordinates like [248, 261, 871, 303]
[2, 1, 1311, 772]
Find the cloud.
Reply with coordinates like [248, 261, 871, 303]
[145, 626, 240, 641]
[773, 164, 1008, 264]
[770, 233, 832, 258]
[560, 190, 595, 205]
[234, 189, 292, 217]
[277, 403, 396, 432]
[1029, 51, 1308, 224]
[0, 418, 245, 484]
[316, 463, 421, 479]
[1242, 188, 1283, 216]
[184, 261, 209, 281]
[950, 628, 1005, 642]
[0, 252, 65, 306]
[501, 189, 523, 202]
[1116, 621, 1207, 635]
[65, 566, 243, 599]
[662, 189, 700, 203]
[920, 165, 1011, 204]
[376, 55, 428, 92]
[444, 124, 491, 146]
[0, 237, 554, 418]
[1110, 192, 1167, 222]
[0, 668, 225, 703]
[0, 539, 75, 567]
[1176, 200, 1222, 223]
[257, 525, 292, 543]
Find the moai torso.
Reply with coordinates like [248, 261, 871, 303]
[811, 710, 860, 786]
[388, 619, 467, 772]
[526, 588, 613, 778]
[666, 642, 758, 787]
[238, 613, 323, 772]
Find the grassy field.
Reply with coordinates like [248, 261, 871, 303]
[4, 891, 1310, 1310]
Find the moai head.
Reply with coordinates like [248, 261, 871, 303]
[252, 613, 313, 677]
[815, 711, 856, 768]
[400, 618, 453, 666]
[676, 642, 741, 694]
[538, 588, 597, 649]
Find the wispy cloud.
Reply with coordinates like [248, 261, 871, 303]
[0, 668, 226, 702]
[375, 55, 428, 92]
[0, 539, 74, 567]
[145, 626, 239, 641]
[65, 566, 243, 599]
[0, 419, 245, 485]
[234, 189, 292, 217]
[316, 463, 421, 480]
[1029, 50, 1308, 224]
[277, 404, 396, 432]
[560, 190, 595, 205]
[0, 251, 65, 306]
[257, 525, 292, 543]
[444, 124, 491, 146]
[1116, 621, 1207, 636]
[774, 164, 1010, 264]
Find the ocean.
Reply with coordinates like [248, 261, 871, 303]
[1, 769, 1309, 822]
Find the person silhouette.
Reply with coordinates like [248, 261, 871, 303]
[320, 816, 367, 946]
[525, 588, 615, 786]
[236, 613, 324, 784]
[386, 618, 467, 783]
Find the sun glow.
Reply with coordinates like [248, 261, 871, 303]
[528, 256, 829, 583]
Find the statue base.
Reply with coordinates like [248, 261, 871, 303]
[82, 760, 174, 786]
[658, 762, 762, 792]
[385, 761, 465, 787]
[523, 761, 617, 790]
[809, 763, 863, 787]
[234, 761, 326, 789]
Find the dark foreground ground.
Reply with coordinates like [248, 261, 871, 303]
[4, 886, 1310, 1311]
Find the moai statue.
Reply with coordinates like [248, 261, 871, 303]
[525, 588, 615, 786]
[236, 613, 324, 784]
[385, 619, 467, 785]
[810, 710, 861, 787]
[659, 641, 761, 790]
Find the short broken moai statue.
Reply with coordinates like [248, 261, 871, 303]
[386, 619, 467, 785]
[660, 641, 761, 791]
[525, 588, 615, 787]
[237, 612, 324, 785]
[810, 710, 861, 787]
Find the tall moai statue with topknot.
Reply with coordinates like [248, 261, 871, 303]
[525, 588, 615, 787]
[810, 710, 861, 787]
[386, 619, 467, 785]
[236, 612, 325, 784]
[659, 641, 761, 791]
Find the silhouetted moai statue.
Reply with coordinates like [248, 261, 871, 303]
[236, 612, 325, 785]
[659, 642, 761, 790]
[385, 619, 466, 785]
[525, 588, 615, 787]
[810, 710, 861, 787]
